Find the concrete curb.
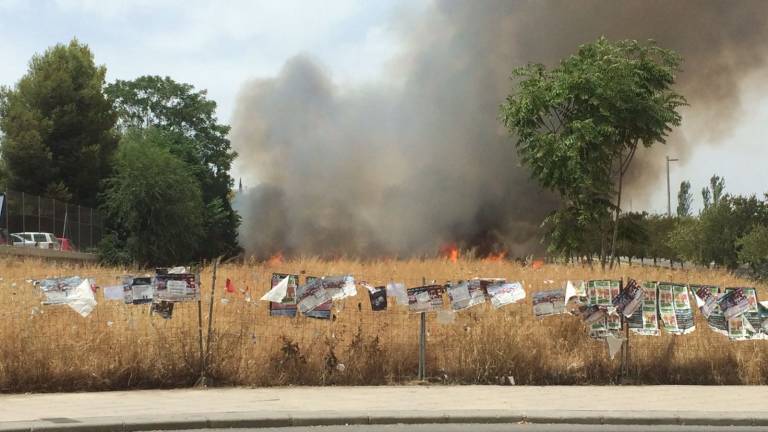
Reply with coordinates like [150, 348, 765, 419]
[2, 409, 768, 431]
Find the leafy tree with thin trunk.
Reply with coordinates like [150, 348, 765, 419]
[677, 180, 693, 217]
[0, 39, 117, 206]
[500, 37, 686, 267]
[100, 128, 204, 266]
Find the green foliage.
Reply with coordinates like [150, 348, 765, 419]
[667, 216, 702, 264]
[702, 175, 725, 210]
[500, 37, 685, 262]
[100, 128, 204, 266]
[737, 225, 768, 272]
[677, 180, 692, 217]
[0, 39, 117, 207]
[105, 76, 240, 258]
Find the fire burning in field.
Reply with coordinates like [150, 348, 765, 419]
[267, 251, 284, 266]
[439, 243, 460, 263]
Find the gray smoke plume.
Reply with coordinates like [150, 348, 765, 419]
[231, 0, 768, 259]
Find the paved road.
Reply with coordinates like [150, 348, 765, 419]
[3, 386, 768, 431]
[175, 425, 768, 432]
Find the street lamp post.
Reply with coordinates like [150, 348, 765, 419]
[666, 156, 679, 217]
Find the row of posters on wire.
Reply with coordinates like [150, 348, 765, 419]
[27, 271, 768, 346]
[29, 268, 199, 319]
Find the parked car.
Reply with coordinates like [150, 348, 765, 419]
[10, 232, 61, 249]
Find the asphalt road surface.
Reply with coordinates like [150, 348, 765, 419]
[173, 425, 768, 432]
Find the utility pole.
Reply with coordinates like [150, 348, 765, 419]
[666, 156, 679, 217]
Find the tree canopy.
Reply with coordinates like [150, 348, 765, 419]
[105, 75, 240, 258]
[0, 39, 117, 206]
[100, 128, 204, 266]
[677, 180, 692, 217]
[500, 37, 686, 265]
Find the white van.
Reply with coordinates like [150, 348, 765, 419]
[10, 232, 61, 249]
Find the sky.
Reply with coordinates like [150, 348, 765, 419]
[0, 0, 766, 214]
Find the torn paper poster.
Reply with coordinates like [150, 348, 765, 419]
[627, 282, 660, 336]
[436, 309, 456, 325]
[690, 284, 720, 318]
[657, 282, 695, 335]
[564, 281, 578, 306]
[365, 284, 388, 312]
[122, 276, 153, 304]
[302, 276, 332, 319]
[321, 275, 357, 300]
[587, 280, 620, 307]
[724, 287, 764, 340]
[296, 276, 334, 316]
[154, 273, 199, 302]
[150, 300, 174, 319]
[706, 297, 729, 337]
[612, 279, 643, 318]
[225, 278, 235, 293]
[606, 311, 622, 334]
[407, 285, 446, 313]
[262, 275, 290, 302]
[717, 287, 750, 320]
[532, 289, 566, 318]
[386, 282, 409, 305]
[102, 285, 124, 301]
[448, 280, 486, 311]
[486, 281, 526, 309]
[34, 276, 85, 305]
[268, 273, 298, 317]
[605, 333, 625, 360]
[65, 278, 97, 317]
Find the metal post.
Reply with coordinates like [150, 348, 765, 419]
[37, 195, 41, 232]
[418, 276, 427, 381]
[52, 199, 56, 237]
[197, 280, 206, 386]
[666, 156, 679, 217]
[89, 208, 93, 249]
[202, 257, 221, 386]
[21, 192, 25, 233]
[77, 205, 81, 250]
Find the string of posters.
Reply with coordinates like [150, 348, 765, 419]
[25, 270, 768, 357]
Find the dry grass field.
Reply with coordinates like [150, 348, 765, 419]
[1, 256, 767, 393]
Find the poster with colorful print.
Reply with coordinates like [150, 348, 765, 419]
[628, 281, 659, 336]
[407, 285, 446, 313]
[657, 282, 695, 335]
[269, 273, 298, 317]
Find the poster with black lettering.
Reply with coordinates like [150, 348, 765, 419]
[628, 282, 660, 336]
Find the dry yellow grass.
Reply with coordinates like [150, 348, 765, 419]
[1, 256, 768, 393]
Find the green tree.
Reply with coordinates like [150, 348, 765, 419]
[702, 174, 725, 210]
[100, 128, 204, 266]
[668, 216, 702, 264]
[105, 76, 239, 258]
[500, 37, 685, 268]
[0, 39, 117, 206]
[677, 180, 693, 217]
[737, 224, 768, 278]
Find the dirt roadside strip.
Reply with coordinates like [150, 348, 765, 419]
[1, 386, 767, 431]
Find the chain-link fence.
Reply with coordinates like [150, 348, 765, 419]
[0, 190, 103, 252]
[2, 259, 768, 393]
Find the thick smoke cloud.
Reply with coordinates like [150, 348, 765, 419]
[231, 0, 768, 258]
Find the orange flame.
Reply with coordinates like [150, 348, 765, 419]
[267, 251, 284, 266]
[531, 259, 545, 270]
[439, 242, 459, 263]
[485, 251, 507, 262]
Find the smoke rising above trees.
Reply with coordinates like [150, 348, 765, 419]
[231, 1, 768, 258]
